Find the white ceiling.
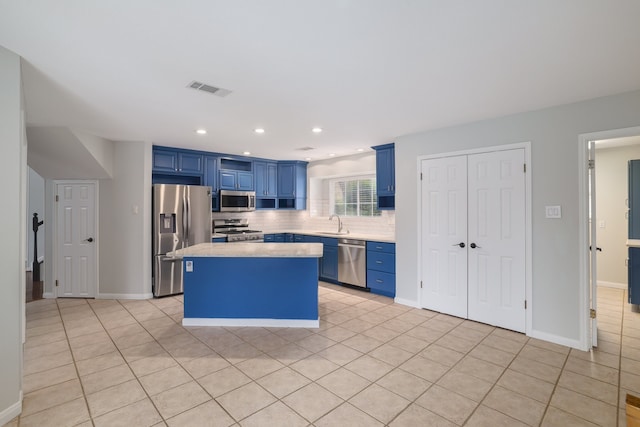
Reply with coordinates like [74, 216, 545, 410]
[1, 1, 640, 161]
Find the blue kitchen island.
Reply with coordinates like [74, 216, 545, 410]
[172, 242, 323, 328]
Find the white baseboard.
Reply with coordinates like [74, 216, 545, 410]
[97, 293, 153, 300]
[43, 292, 55, 299]
[529, 328, 585, 351]
[394, 297, 421, 309]
[598, 281, 626, 290]
[0, 397, 21, 426]
[182, 317, 320, 328]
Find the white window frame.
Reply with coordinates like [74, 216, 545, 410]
[329, 174, 380, 218]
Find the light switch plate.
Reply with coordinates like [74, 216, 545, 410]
[545, 205, 562, 219]
[185, 260, 193, 272]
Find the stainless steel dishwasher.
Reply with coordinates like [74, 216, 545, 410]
[338, 238, 367, 288]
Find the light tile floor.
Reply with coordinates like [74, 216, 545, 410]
[5, 283, 639, 426]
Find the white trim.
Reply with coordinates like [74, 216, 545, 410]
[43, 292, 55, 299]
[52, 180, 99, 298]
[578, 126, 640, 350]
[598, 281, 626, 290]
[0, 398, 21, 427]
[96, 293, 153, 300]
[394, 297, 421, 308]
[415, 141, 533, 336]
[530, 328, 586, 351]
[182, 317, 320, 328]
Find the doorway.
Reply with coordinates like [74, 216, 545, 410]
[419, 144, 529, 333]
[54, 181, 98, 298]
[579, 126, 640, 349]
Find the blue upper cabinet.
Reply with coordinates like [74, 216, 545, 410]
[153, 148, 179, 172]
[178, 152, 203, 174]
[203, 155, 218, 192]
[372, 143, 395, 210]
[630, 160, 640, 239]
[277, 161, 307, 209]
[254, 161, 278, 198]
[219, 157, 254, 191]
[153, 147, 202, 175]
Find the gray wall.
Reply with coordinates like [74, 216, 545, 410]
[98, 141, 152, 298]
[0, 46, 24, 424]
[395, 90, 640, 348]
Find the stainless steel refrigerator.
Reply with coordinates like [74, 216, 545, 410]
[153, 184, 212, 297]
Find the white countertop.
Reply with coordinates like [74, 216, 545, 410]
[172, 242, 323, 258]
[261, 230, 395, 243]
[628, 239, 640, 247]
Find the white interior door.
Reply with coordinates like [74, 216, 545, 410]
[589, 141, 598, 347]
[420, 156, 468, 318]
[467, 149, 526, 332]
[56, 182, 97, 298]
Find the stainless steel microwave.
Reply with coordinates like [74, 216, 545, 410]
[220, 190, 256, 212]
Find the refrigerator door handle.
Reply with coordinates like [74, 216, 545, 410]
[182, 192, 188, 247]
[186, 193, 191, 246]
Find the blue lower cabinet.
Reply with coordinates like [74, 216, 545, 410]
[274, 234, 285, 243]
[367, 241, 396, 297]
[212, 237, 227, 243]
[320, 237, 338, 282]
[630, 247, 640, 304]
[263, 234, 275, 242]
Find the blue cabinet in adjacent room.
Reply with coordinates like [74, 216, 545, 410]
[153, 148, 178, 172]
[630, 247, 640, 304]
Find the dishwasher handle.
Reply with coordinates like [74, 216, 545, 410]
[338, 238, 366, 247]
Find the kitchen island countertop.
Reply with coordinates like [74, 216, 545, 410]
[171, 242, 323, 258]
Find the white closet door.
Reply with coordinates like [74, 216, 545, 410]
[467, 149, 526, 332]
[420, 156, 468, 318]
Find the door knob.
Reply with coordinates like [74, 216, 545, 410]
[84, 237, 94, 243]
[452, 242, 465, 248]
[470, 242, 480, 249]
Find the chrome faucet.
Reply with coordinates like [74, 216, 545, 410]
[329, 214, 343, 233]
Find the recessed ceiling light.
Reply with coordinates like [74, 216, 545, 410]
[254, 128, 265, 134]
[312, 127, 322, 133]
[356, 148, 364, 152]
[304, 157, 312, 161]
[243, 151, 251, 155]
[195, 129, 207, 135]
[329, 153, 336, 157]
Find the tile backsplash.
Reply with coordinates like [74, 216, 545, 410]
[211, 209, 395, 239]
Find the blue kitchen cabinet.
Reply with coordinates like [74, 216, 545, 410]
[178, 152, 203, 174]
[211, 237, 226, 243]
[372, 143, 395, 210]
[204, 155, 219, 211]
[630, 247, 640, 304]
[320, 237, 338, 282]
[219, 157, 254, 191]
[255, 161, 278, 198]
[630, 160, 640, 239]
[219, 170, 254, 191]
[366, 241, 396, 297]
[263, 234, 275, 242]
[153, 148, 179, 172]
[153, 146, 203, 175]
[277, 161, 307, 210]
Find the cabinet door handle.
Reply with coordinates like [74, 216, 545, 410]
[375, 246, 383, 250]
[376, 260, 383, 264]
[376, 279, 383, 283]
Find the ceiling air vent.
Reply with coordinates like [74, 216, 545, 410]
[187, 81, 232, 97]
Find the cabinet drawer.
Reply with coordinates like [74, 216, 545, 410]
[263, 234, 275, 242]
[367, 270, 395, 297]
[366, 251, 395, 273]
[294, 235, 304, 242]
[366, 241, 395, 254]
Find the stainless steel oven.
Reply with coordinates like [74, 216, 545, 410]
[220, 190, 256, 212]
[213, 218, 264, 242]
